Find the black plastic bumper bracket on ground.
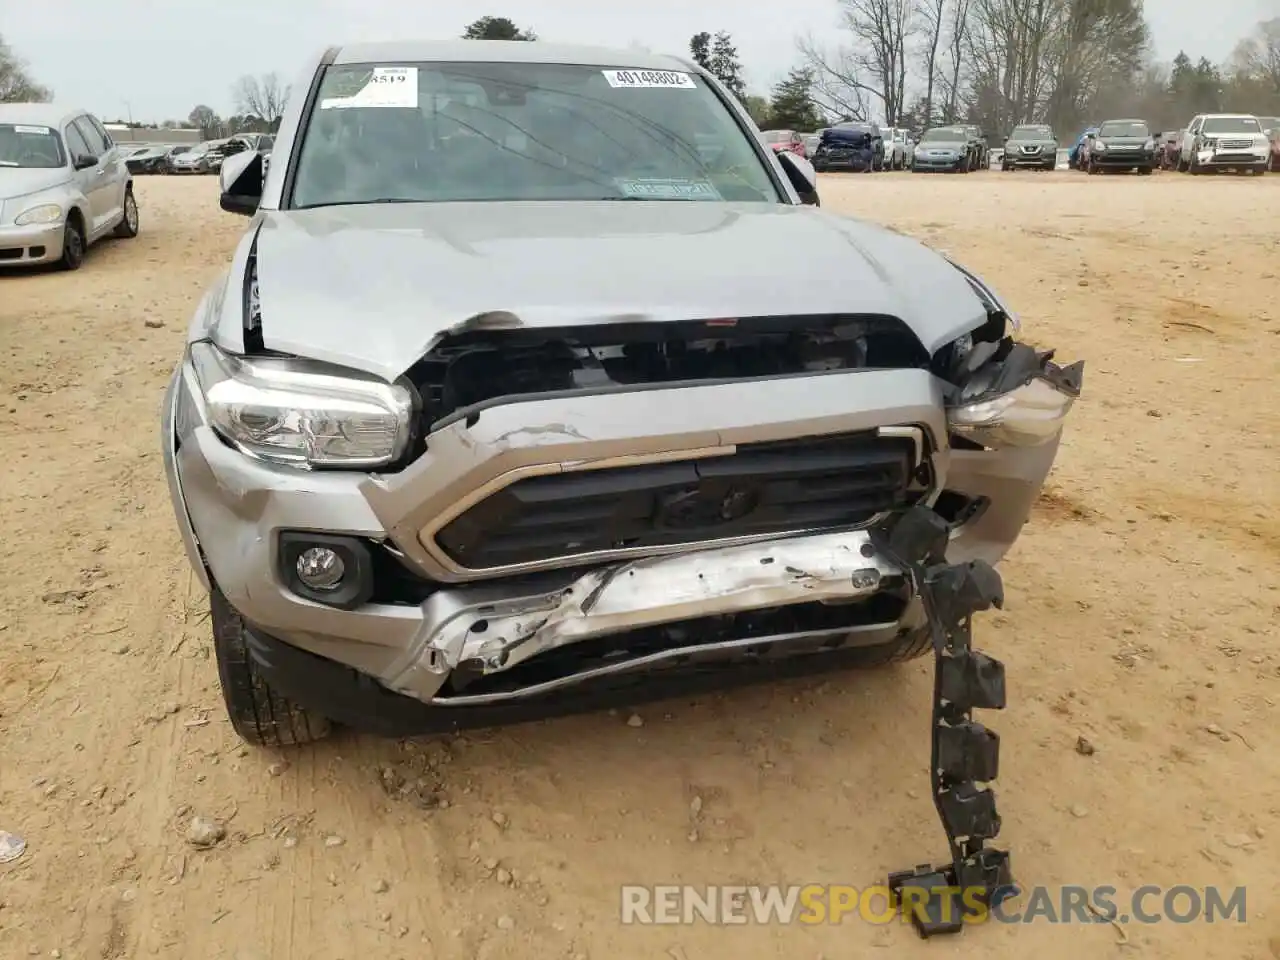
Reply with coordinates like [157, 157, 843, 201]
[879, 506, 1017, 938]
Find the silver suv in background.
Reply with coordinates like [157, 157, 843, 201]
[1001, 124, 1058, 171]
[0, 103, 140, 270]
[1179, 114, 1271, 175]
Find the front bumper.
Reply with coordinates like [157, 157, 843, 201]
[813, 151, 873, 171]
[913, 155, 965, 171]
[1004, 149, 1055, 167]
[1091, 150, 1156, 167]
[1196, 147, 1269, 168]
[0, 221, 64, 267]
[164, 364, 1063, 710]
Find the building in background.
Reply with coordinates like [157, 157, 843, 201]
[104, 124, 202, 145]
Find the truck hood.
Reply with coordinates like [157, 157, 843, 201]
[241, 201, 989, 381]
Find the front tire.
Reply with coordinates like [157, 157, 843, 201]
[212, 586, 333, 747]
[113, 187, 139, 238]
[59, 217, 86, 271]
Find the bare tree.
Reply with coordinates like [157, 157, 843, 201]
[797, 34, 873, 120]
[916, 0, 950, 125]
[939, 0, 972, 122]
[831, 0, 916, 123]
[188, 104, 222, 139]
[232, 73, 291, 124]
[0, 33, 52, 102]
[1228, 17, 1280, 100]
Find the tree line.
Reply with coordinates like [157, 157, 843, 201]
[5, 12, 1278, 138]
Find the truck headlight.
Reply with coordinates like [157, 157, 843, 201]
[1093, 141, 1106, 152]
[14, 203, 63, 226]
[947, 344, 1084, 448]
[187, 341, 416, 468]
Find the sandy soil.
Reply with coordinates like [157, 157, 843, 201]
[1, 170, 1277, 960]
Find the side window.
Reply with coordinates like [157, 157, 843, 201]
[64, 121, 93, 160]
[72, 117, 103, 156]
[85, 115, 114, 151]
[259, 136, 274, 150]
[1188, 118, 1201, 135]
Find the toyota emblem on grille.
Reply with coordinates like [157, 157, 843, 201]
[657, 484, 759, 529]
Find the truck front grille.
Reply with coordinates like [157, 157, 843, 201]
[432, 430, 923, 571]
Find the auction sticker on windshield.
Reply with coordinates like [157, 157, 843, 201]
[13, 125, 52, 135]
[320, 67, 419, 109]
[603, 69, 695, 89]
[617, 179, 722, 200]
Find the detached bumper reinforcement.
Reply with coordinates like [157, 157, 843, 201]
[882, 506, 1016, 937]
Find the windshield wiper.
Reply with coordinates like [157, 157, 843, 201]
[295, 198, 426, 210]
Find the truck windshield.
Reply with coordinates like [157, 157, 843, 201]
[289, 61, 781, 207]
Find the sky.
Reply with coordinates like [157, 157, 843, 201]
[4, 0, 1278, 123]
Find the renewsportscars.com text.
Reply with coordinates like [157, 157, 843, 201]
[619, 884, 1247, 926]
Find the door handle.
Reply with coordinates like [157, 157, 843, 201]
[96, 168, 107, 176]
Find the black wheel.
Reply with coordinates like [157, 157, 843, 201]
[1001, 161, 1012, 171]
[211, 586, 333, 746]
[113, 187, 139, 238]
[1087, 159, 1098, 175]
[59, 216, 86, 271]
[1254, 166, 1267, 176]
[1139, 165, 1154, 175]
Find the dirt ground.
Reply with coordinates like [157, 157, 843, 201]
[1, 170, 1277, 960]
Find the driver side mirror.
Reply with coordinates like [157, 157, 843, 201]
[72, 154, 98, 171]
[776, 151, 819, 207]
[219, 150, 264, 217]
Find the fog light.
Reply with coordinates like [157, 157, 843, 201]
[296, 547, 345, 591]
[278, 532, 375, 610]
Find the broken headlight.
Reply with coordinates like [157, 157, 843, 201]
[188, 341, 416, 468]
[947, 342, 1084, 448]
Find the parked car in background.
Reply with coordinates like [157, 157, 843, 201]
[1252, 116, 1279, 171]
[1084, 119, 1157, 174]
[1156, 130, 1183, 170]
[879, 127, 911, 170]
[830, 121, 885, 169]
[811, 123, 879, 172]
[911, 126, 972, 172]
[1178, 114, 1270, 175]
[0, 103, 139, 270]
[961, 126, 989, 170]
[1001, 124, 1058, 170]
[761, 130, 806, 157]
[124, 145, 171, 175]
[169, 39, 1082, 754]
[164, 144, 191, 171]
[1067, 127, 1098, 169]
[169, 141, 217, 174]
[802, 133, 820, 159]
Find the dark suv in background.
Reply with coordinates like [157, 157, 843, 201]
[811, 122, 884, 172]
[1085, 118, 1157, 174]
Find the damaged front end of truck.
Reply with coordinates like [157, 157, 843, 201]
[164, 216, 1082, 941]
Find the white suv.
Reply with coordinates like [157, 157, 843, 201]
[1178, 114, 1270, 175]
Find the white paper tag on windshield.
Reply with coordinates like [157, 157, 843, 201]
[13, 125, 52, 135]
[617, 178, 721, 200]
[320, 67, 419, 109]
[602, 69, 694, 89]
